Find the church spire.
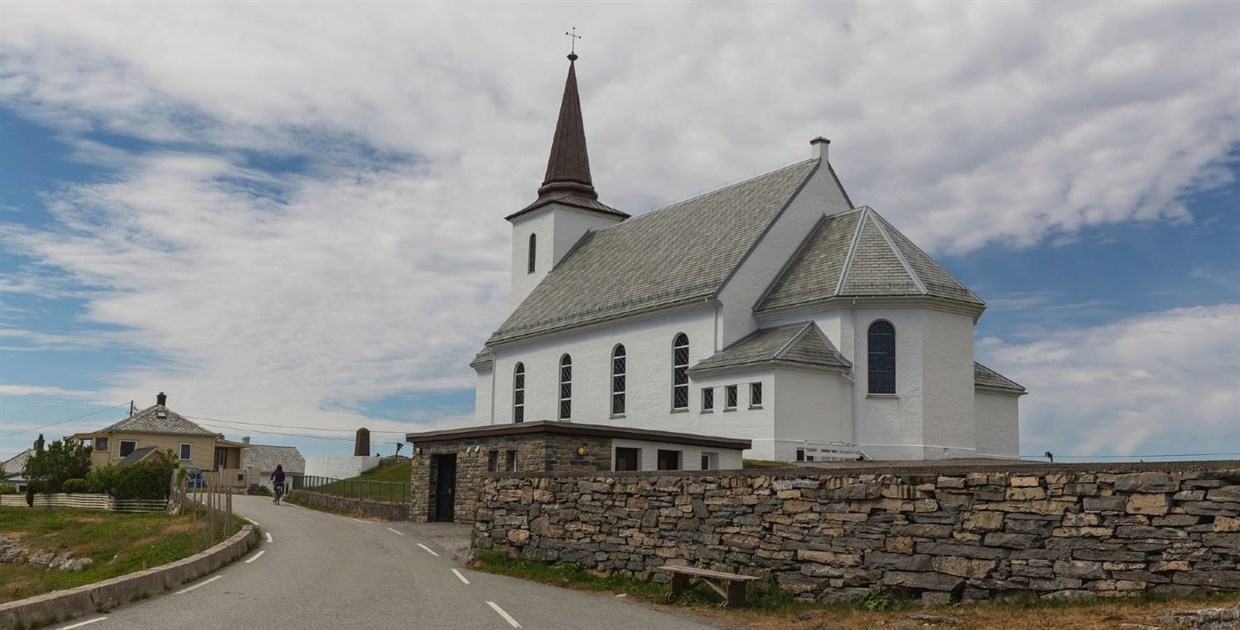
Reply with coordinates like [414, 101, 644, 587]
[537, 53, 597, 199]
[507, 51, 628, 221]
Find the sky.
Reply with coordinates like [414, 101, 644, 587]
[1, 2, 1237, 463]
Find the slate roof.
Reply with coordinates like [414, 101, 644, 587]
[470, 347, 495, 370]
[974, 362, 1027, 394]
[243, 445, 305, 475]
[121, 446, 157, 465]
[759, 207, 983, 312]
[2, 449, 31, 477]
[490, 160, 820, 345]
[689, 322, 851, 375]
[99, 403, 217, 436]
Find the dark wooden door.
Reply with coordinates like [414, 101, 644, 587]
[434, 454, 456, 522]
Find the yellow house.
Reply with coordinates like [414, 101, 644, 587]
[74, 393, 246, 475]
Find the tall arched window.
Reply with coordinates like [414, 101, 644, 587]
[513, 362, 526, 422]
[528, 234, 537, 274]
[559, 354, 572, 420]
[868, 321, 896, 394]
[611, 345, 626, 416]
[672, 333, 689, 410]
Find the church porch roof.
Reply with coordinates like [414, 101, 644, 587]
[974, 362, 1027, 395]
[689, 321, 851, 375]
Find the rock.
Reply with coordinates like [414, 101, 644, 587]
[882, 571, 964, 592]
[1126, 493, 1170, 515]
[1156, 600, 1240, 629]
[905, 613, 960, 625]
[931, 556, 996, 579]
[1084, 496, 1128, 512]
[64, 558, 93, 572]
[1114, 472, 1178, 493]
[1214, 515, 1240, 532]
[1206, 486, 1240, 503]
[1054, 560, 1107, 579]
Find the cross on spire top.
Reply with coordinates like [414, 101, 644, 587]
[565, 27, 581, 60]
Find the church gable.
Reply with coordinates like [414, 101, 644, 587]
[489, 160, 819, 345]
[842, 213, 920, 296]
[689, 321, 850, 375]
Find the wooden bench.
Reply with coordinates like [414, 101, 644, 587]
[658, 565, 760, 608]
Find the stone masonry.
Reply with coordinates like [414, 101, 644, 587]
[472, 462, 1240, 603]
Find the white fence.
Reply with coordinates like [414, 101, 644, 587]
[0, 493, 167, 513]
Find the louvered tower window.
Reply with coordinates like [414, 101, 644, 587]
[672, 333, 689, 410]
[528, 234, 537, 274]
[611, 345, 626, 416]
[559, 354, 572, 420]
[868, 321, 896, 394]
[512, 362, 525, 422]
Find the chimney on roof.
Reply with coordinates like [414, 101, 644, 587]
[156, 392, 167, 406]
[242, 436, 250, 445]
[810, 136, 830, 162]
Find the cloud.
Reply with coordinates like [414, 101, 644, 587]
[981, 304, 1240, 458]
[0, 3, 1237, 443]
[0, 385, 97, 399]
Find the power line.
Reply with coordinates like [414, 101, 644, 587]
[0, 403, 131, 439]
[183, 415, 408, 436]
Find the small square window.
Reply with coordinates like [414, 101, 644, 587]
[701, 388, 714, 412]
[725, 385, 738, 410]
[488, 450, 499, 472]
[657, 449, 681, 471]
[615, 447, 640, 471]
[701, 452, 718, 470]
[119, 440, 136, 457]
[179, 443, 191, 461]
[750, 382, 763, 407]
[505, 450, 518, 472]
[94, 437, 109, 452]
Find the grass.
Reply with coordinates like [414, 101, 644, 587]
[302, 460, 411, 503]
[356, 460, 411, 483]
[0, 506, 244, 603]
[470, 553, 1240, 629]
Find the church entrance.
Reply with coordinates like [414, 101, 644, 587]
[432, 453, 457, 522]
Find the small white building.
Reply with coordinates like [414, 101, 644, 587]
[471, 53, 1026, 462]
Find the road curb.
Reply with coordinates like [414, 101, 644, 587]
[0, 524, 258, 630]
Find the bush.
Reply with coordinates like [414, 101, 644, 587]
[86, 449, 178, 500]
[62, 478, 89, 493]
[0, 483, 17, 494]
[23, 439, 92, 493]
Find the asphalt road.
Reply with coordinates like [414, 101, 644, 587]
[48, 495, 722, 630]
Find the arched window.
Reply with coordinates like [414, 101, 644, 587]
[512, 363, 525, 423]
[559, 354, 572, 420]
[528, 234, 537, 274]
[611, 345, 626, 416]
[868, 321, 896, 394]
[672, 333, 689, 410]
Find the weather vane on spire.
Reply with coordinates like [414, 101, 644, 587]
[565, 26, 581, 59]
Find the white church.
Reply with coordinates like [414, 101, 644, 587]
[470, 54, 1025, 462]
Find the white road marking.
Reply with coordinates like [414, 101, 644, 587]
[452, 568, 470, 584]
[63, 618, 106, 629]
[487, 601, 521, 628]
[385, 527, 405, 536]
[351, 518, 368, 524]
[245, 518, 260, 526]
[417, 543, 439, 557]
[244, 550, 266, 564]
[175, 575, 222, 594]
[265, 532, 273, 543]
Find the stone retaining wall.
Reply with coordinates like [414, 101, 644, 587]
[293, 490, 410, 521]
[472, 462, 1240, 603]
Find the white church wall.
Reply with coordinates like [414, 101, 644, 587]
[611, 438, 744, 471]
[552, 207, 621, 266]
[771, 368, 854, 461]
[488, 306, 717, 428]
[509, 209, 555, 310]
[975, 390, 1020, 458]
[851, 307, 927, 461]
[920, 309, 978, 458]
[474, 366, 494, 424]
[690, 370, 776, 459]
[716, 161, 853, 350]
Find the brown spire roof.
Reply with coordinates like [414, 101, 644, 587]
[507, 54, 628, 221]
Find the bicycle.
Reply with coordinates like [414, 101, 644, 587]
[273, 482, 285, 505]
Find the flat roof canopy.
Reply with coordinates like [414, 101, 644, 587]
[405, 420, 751, 451]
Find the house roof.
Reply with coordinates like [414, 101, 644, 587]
[974, 362, 1027, 394]
[406, 420, 751, 451]
[507, 55, 628, 222]
[469, 347, 495, 370]
[758, 206, 983, 312]
[121, 446, 158, 465]
[2, 449, 31, 477]
[489, 159, 821, 345]
[98, 403, 217, 436]
[689, 322, 851, 375]
[243, 445, 305, 475]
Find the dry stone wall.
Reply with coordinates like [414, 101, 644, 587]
[472, 463, 1240, 603]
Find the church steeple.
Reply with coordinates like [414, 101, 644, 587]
[507, 53, 628, 221]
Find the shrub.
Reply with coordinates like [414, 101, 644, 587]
[62, 478, 89, 493]
[86, 449, 178, 500]
[0, 483, 17, 494]
[23, 439, 92, 493]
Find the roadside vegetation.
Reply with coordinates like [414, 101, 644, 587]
[470, 553, 1240, 629]
[0, 506, 243, 603]
[301, 458, 410, 503]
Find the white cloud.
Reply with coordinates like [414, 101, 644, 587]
[981, 304, 1240, 458]
[0, 385, 97, 399]
[0, 3, 1237, 443]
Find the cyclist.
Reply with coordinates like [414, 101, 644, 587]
[271, 464, 286, 505]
